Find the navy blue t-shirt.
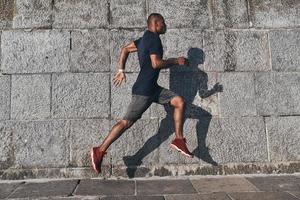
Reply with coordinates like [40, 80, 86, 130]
[132, 30, 163, 96]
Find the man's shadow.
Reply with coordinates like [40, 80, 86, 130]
[123, 48, 223, 178]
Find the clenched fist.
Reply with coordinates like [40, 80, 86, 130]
[177, 57, 189, 66]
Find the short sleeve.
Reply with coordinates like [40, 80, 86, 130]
[134, 37, 141, 47]
[148, 36, 161, 56]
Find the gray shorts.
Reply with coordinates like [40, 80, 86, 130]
[122, 86, 179, 122]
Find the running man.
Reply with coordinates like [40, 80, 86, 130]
[91, 13, 194, 174]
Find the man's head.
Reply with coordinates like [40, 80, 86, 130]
[147, 13, 166, 34]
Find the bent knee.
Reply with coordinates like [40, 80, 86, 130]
[119, 119, 135, 128]
[170, 96, 185, 108]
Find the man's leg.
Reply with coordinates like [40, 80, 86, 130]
[169, 96, 185, 139]
[98, 119, 135, 152]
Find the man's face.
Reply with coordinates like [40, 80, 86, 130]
[156, 18, 167, 34]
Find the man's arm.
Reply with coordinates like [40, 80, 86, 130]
[150, 54, 187, 69]
[118, 41, 138, 70]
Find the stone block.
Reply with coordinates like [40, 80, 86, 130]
[69, 118, 110, 167]
[269, 30, 300, 71]
[0, 121, 15, 169]
[111, 72, 151, 119]
[71, 29, 110, 72]
[266, 116, 300, 162]
[11, 74, 50, 120]
[203, 30, 270, 72]
[110, 119, 160, 165]
[1, 30, 70, 74]
[110, 30, 143, 72]
[13, 0, 52, 28]
[0, 0, 14, 29]
[0, 75, 10, 120]
[255, 72, 300, 115]
[53, 0, 109, 28]
[148, 0, 212, 29]
[249, 0, 300, 28]
[158, 117, 267, 164]
[213, 0, 249, 28]
[52, 73, 110, 118]
[13, 120, 70, 168]
[110, 0, 147, 28]
[219, 72, 256, 117]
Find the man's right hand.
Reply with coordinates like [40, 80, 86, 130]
[113, 71, 126, 87]
[177, 57, 189, 66]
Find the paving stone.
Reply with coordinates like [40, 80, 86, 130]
[13, 120, 70, 168]
[165, 193, 231, 200]
[0, 182, 24, 199]
[246, 176, 300, 191]
[228, 191, 299, 200]
[172, 117, 267, 165]
[288, 191, 300, 199]
[137, 179, 197, 195]
[75, 179, 135, 196]
[203, 30, 270, 72]
[219, 72, 256, 116]
[110, 0, 147, 28]
[11, 74, 51, 120]
[8, 179, 78, 198]
[1, 30, 70, 74]
[70, 29, 110, 72]
[110, 30, 143, 72]
[101, 196, 165, 200]
[13, 0, 52, 28]
[52, 73, 110, 118]
[266, 116, 300, 162]
[190, 177, 258, 193]
[269, 30, 300, 71]
[0, 74, 10, 120]
[148, 0, 212, 29]
[53, 0, 109, 28]
[110, 119, 160, 165]
[249, 0, 300, 28]
[0, 0, 14, 29]
[69, 119, 110, 167]
[255, 72, 300, 115]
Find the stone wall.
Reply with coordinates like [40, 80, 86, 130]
[0, 0, 299, 179]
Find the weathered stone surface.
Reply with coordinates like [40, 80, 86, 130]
[101, 196, 165, 200]
[165, 193, 231, 200]
[75, 179, 135, 196]
[69, 119, 110, 167]
[219, 72, 256, 116]
[255, 72, 300, 115]
[136, 179, 197, 195]
[110, 0, 147, 28]
[0, 121, 14, 170]
[213, 0, 249, 28]
[11, 74, 50, 120]
[110, 30, 143, 72]
[0, 182, 24, 199]
[246, 175, 300, 191]
[204, 30, 270, 72]
[8, 179, 78, 198]
[111, 73, 151, 119]
[110, 119, 159, 165]
[163, 29, 203, 72]
[228, 191, 299, 200]
[269, 30, 300, 71]
[13, 0, 52, 28]
[0, 0, 14, 29]
[52, 73, 110, 118]
[249, 0, 300, 28]
[190, 177, 258, 192]
[266, 116, 300, 162]
[148, 0, 212, 29]
[13, 120, 70, 168]
[71, 29, 110, 72]
[53, 0, 109, 28]
[0, 75, 10, 120]
[159, 117, 267, 165]
[1, 30, 70, 74]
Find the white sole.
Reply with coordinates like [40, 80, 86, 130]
[170, 144, 194, 158]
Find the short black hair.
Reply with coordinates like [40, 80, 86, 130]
[147, 13, 164, 26]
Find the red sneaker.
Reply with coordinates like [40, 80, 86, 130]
[170, 137, 194, 158]
[90, 147, 107, 173]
